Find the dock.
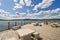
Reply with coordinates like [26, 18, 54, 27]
[0, 22, 60, 40]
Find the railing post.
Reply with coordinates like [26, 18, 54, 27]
[8, 22, 10, 29]
[15, 21, 17, 26]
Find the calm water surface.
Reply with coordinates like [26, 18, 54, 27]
[0, 21, 32, 31]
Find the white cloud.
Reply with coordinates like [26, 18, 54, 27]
[33, 0, 54, 10]
[13, 3, 23, 10]
[20, 8, 60, 19]
[19, 0, 32, 6]
[19, 0, 25, 5]
[13, 0, 25, 10]
[41, 8, 60, 19]
[24, 0, 32, 6]
[0, 9, 13, 20]
[13, 0, 32, 10]
[0, 8, 60, 20]
[13, 0, 18, 2]
[14, 0, 56, 11]
[52, 8, 60, 13]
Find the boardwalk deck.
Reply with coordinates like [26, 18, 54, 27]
[0, 22, 60, 40]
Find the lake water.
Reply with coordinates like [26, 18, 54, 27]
[0, 21, 33, 31]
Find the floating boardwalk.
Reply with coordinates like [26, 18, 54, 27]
[0, 22, 60, 40]
[21, 23, 60, 40]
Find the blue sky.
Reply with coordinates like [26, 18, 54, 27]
[0, 0, 60, 19]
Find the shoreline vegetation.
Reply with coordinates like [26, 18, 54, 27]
[0, 19, 60, 21]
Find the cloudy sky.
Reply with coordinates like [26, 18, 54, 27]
[0, 0, 60, 20]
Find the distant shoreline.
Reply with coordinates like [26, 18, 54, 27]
[0, 19, 60, 21]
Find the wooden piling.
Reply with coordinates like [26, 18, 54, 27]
[44, 20, 48, 25]
[15, 21, 17, 26]
[8, 22, 10, 29]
